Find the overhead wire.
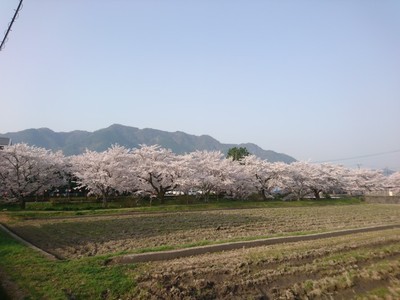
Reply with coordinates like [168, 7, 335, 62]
[312, 149, 400, 164]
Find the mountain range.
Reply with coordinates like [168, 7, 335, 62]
[0, 124, 296, 163]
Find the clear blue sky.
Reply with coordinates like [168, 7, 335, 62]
[1, 1, 399, 170]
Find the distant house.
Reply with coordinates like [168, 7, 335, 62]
[0, 137, 11, 150]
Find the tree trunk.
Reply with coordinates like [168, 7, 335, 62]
[19, 197, 26, 209]
[102, 194, 108, 208]
[313, 189, 321, 200]
[158, 191, 165, 204]
[260, 189, 268, 201]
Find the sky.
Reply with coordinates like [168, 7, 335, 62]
[1, 1, 399, 170]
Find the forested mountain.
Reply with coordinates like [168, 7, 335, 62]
[1, 124, 296, 163]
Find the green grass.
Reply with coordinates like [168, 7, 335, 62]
[0, 229, 138, 299]
[365, 287, 390, 297]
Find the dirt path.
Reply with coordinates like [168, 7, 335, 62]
[110, 224, 400, 264]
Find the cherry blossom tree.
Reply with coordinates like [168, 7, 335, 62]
[387, 172, 400, 195]
[177, 152, 200, 196]
[345, 168, 386, 195]
[70, 145, 135, 207]
[281, 162, 353, 200]
[242, 155, 288, 200]
[0, 143, 66, 209]
[183, 150, 232, 200]
[226, 158, 257, 199]
[302, 163, 348, 199]
[281, 161, 314, 200]
[132, 145, 183, 204]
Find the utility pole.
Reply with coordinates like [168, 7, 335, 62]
[0, 0, 24, 51]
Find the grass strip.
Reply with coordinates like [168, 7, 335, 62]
[0, 229, 138, 299]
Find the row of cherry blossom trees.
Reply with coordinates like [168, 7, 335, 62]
[1, 143, 399, 208]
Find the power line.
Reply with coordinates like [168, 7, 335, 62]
[312, 149, 400, 164]
[0, 0, 24, 52]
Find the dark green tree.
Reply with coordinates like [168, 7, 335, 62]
[226, 147, 250, 161]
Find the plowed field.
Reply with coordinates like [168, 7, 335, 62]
[8, 204, 400, 259]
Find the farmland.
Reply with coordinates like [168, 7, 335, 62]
[6, 203, 400, 259]
[1, 201, 400, 299]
